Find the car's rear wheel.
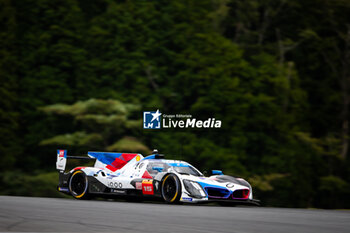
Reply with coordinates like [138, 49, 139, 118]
[69, 170, 89, 199]
[161, 174, 181, 203]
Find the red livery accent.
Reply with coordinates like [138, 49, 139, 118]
[121, 153, 137, 161]
[232, 189, 250, 199]
[111, 158, 127, 170]
[242, 189, 250, 199]
[142, 170, 153, 179]
[73, 167, 86, 171]
[106, 153, 138, 172]
[106, 165, 118, 172]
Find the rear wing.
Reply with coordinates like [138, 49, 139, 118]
[56, 149, 95, 172]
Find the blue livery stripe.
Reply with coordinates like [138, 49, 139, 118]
[88, 152, 124, 165]
[168, 162, 190, 167]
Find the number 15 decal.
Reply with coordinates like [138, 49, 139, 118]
[142, 180, 154, 195]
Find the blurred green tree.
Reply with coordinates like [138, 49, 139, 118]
[39, 98, 150, 155]
[0, 0, 20, 170]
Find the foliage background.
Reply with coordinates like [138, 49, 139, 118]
[0, 0, 349, 208]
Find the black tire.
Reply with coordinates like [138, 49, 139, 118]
[69, 170, 89, 199]
[161, 174, 181, 203]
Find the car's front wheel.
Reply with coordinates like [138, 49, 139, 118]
[161, 174, 181, 203]
[69, 170, 89, 199]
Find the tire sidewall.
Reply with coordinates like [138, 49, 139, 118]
[161, 173, 181, 203]
[69, 170, 89, 199]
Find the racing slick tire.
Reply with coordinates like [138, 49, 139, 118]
[161, 173, 181, 203]
[69, 170, 90, 199]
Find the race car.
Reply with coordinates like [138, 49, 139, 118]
[56, 149, 259, 205]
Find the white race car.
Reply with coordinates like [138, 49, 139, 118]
[56, 149, 259, 205]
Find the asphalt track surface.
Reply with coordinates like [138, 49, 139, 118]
[0, 196, 349, 233]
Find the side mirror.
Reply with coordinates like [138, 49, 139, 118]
[212, 170, 223, 175]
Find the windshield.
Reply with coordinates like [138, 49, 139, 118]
[145, 160, 203, 177]
[146, 162, 170, 176]
[172, 166, 202, 176]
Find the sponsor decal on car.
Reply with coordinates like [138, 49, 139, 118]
[112, 189, 126, 194]
[142, 180, 154, 195]
[181, 197, 193, 201]
[108, 182, 123, 189]
[59, 150, 65, 157]
[135, 182, 142, 190]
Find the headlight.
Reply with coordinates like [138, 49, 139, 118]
[183, 180, 206, 198]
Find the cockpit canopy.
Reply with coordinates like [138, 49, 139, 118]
[137, 160, 203, 177]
